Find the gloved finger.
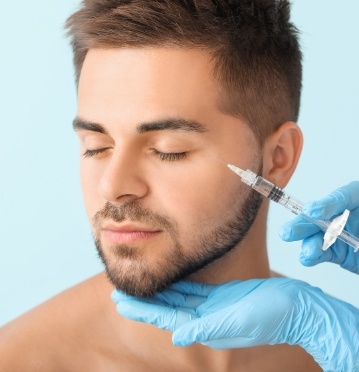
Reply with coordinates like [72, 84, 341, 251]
[280, 215, 320, 242]
[116, 297, 195, 331]
[194, 279, 265, 316]
[152, 281, 216, 309]
[154, 290, 207, 309]
[172, 310, 230, 347]
[298, 231, 358, 268]
[302, 195, 345, 220]
[298, 233, 331, 267]
[172, 303, 263, 348]
[111, 289, 162, 305]
[302, 181, 359, 220]
[338, 246, 359, 273]
[201, 337, 255, 349]
[111, 289, 131, 303]
[323, 239, 357, 267]
[167, 280, 216, 296]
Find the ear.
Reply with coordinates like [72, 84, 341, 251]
[262, 122, 303, 189]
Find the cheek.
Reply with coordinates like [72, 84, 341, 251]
[80, 161, 103, 219]
[150, 163, 245, 224]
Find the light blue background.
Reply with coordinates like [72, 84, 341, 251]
[1, 1, 358, 325]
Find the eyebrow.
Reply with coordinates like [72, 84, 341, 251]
[72, 118, 109, 134]
[137, 118, 207, 133]
[72, 117, 207, 134]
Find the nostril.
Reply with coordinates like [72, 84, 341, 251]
[98, 157, 149, 203]
[116, 194, 139, 203]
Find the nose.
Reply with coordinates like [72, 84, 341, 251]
[99, 150, 149, 205]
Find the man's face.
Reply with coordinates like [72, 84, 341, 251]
[76, 48, 262, 297]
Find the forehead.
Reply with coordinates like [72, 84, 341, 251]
[77, 47, 220, 127]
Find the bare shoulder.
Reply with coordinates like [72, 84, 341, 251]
[0, 272, 123, 371]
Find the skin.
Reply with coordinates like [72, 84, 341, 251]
[0, 47, 320, 371]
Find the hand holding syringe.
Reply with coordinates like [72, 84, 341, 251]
[227, 163, 359, 253]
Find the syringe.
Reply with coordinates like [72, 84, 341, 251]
[228, 163, 359, 252]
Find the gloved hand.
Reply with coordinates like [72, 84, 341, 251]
[112, 278, 359, 372]
[280, 181, 359, 273]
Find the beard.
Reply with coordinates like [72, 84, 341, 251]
[93, 187, 262, 297]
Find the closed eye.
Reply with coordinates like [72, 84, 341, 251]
[82, 147, 111, 158]
[153, 150, 187, 161]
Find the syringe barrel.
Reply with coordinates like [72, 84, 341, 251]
[252, 176, 304, 215]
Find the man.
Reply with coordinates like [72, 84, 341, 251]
[0, 1, 322, 370]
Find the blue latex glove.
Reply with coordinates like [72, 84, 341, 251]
[112, 279, 359, 372]
[280, 181, 359, 273]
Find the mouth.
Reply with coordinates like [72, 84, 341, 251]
[101, 222, 162, 244]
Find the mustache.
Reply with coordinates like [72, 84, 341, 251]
[92, 201, 173, 231]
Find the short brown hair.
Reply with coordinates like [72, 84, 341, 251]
[66, 0, 302, 143]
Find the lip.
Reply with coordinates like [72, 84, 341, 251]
[101, 222, 162, 244]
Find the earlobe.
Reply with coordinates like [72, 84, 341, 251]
[262, 122, 303, 188]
